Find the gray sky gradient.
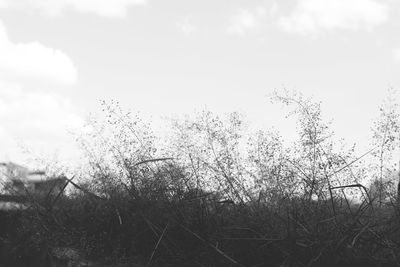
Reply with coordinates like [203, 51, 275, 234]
[0, 0, 399, 167]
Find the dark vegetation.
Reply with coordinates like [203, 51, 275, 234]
[2, 90, 400, 266]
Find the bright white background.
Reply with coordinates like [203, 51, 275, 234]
[0, 0, 399, 168]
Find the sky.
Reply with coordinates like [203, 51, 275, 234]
[0, 0, 399, 168]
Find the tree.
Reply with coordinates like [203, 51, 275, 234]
[74, 100, 168, 199]
[169, 111, 252, 203]
[271, 90, 359, 201]
[369, 88, 400, 205]
[246, 128, 294, 203]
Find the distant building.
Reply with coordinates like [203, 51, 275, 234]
[0, 162, 68, 197]
[0, 162, 31, 182]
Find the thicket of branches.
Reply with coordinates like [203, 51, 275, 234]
[2, 90, 400, 266]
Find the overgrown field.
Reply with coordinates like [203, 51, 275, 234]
[2, 91, 400, 266]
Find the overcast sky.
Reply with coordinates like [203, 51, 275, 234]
[0, 0, 399, 166]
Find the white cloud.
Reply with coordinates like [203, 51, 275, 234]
[0, 0, 146, 17]
[278, 0, 389, 34]
[227, 7, 266, 35]
[176, 15, 196, 36]
[0, 20, 77, 84]
[0, 82, 84, 162]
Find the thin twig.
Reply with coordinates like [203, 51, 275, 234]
[180, 224, 244, 266]
[135, 158, 174, 166]
[51, 175, 74, 208]
[147, 223, 169, 267]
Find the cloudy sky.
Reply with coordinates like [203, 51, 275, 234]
[0, 0, 399, 166]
